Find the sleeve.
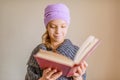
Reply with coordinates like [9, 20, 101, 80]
[25, 44, 46, 80]
[25, 65, 43, 80]
[82, 72, 87, 80]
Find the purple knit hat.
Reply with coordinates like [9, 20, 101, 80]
[44, 3, 70, 27]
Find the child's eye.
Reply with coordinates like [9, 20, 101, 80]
[61, 26, 66, 28]
[50, 25, 56, 28]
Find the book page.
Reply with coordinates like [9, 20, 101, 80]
[74, 36, 99, 64]
[74, 36, 95, 62]
[35, 49, 74, 67]
[75, 38, 99, 64]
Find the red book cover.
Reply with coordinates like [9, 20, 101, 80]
[34, 55, 73, 76]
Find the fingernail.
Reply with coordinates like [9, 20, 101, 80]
[54, 69, 57, 72]
[59, 71, 62, 75]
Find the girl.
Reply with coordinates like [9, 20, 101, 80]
[25, 3, 88, 80]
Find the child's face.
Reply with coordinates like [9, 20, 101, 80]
[47, 19, 68, 43]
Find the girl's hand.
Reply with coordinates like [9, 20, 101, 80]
[39, 68, 62, 80]
[72, 61, 88, 80]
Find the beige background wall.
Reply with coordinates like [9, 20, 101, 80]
[0, 0, 120, 80]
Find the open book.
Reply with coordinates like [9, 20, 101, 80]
[34, 35, 100, 77]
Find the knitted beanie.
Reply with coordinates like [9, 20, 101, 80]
[44, 3, 70, 27]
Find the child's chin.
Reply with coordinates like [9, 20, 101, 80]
[55, 39, 64, 42]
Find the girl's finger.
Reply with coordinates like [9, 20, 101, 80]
[46, 69, 57, 79]
[83, 61, 88, 68]
[44, 68, 51, 74]
[50, 71, 62, 79]
[77, 66, 82, 75]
